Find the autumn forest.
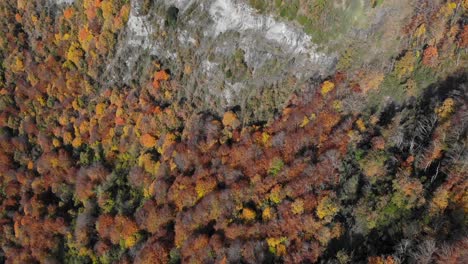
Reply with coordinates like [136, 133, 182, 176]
[0, 0, 467, 263]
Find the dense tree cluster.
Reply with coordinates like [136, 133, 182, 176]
[0, 0, 467, 263]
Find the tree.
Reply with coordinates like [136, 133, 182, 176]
[460, 25, 468, 47]
[435, 98, 455, 119]
[316, 195, 340, 221]
[395, 51, 416, 79]
[222, 111, 241, 129]
[140, 133, 157, 148]
[321, 80, 335, 96]
[134, 240, 170, 264]
[422, 46, 438, 67]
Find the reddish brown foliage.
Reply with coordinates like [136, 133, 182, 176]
[459, 25, 468, 47]
[423, 46, 439, 67]
[134, 239, 170, 264]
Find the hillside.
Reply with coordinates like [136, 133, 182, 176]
[0, 0, 467, 263]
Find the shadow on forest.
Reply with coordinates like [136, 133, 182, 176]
[319, 71, 467, 263]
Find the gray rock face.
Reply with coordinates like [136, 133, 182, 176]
[54, 0, 75, 4]
[103, 0, 336, 121]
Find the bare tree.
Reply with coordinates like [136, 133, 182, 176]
[410, 239, 436, 264]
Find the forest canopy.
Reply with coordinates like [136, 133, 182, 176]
[0, 0, 467, 263]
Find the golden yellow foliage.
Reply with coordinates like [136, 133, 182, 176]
[50, 158, 60, 168]
[78, 121, 89, 135]
[37, 96, 46, 106]
[120, 4, 130, 22]
[222, 111, 240, 128]
[356, 119, 366, 132]
[27, 72, 39, 86]
[143, 181, 156, 198]
[169, 160, 177, 171]
[158, 133, 176, 157]
[72, 137, 82, 148]
[113, 215, 139, 248]
[317, 196, 339, 220]
[262, 207, 273, 221]
[72, 99, 80, 110]
[414, 24, 426, 39]
[54, 33, 71, 44]
[300, 116, 310, 128]
[241, 208, 256, 221]
[291, 199, 304, 215]
[66, 42, 84, 66]
[269, 185, 282, 204]
[261, 132, 271, 146]
[164, 90, 172, 100]
[435, 98, 455, 119]
[123, 234, 137, 248]
[58, 115, 68, 126]
[82, 0, 93, 9]
[430, 188, 449, 213]
[140, 134, 157, 148]
[52, 138, 61, 148]
[115, 107, 124, 118]
[101, 0, 114, 21]
[195, 179, 217, 199]
[31, 15, 38, 24]
[138, 153, 160, 175]
[332, 100, 343, 112]
[440, 2, 457, 17]
[266, 237, 287, 256]
[266, 237, 282, 250]
[12, 57, 24, 73]
[95, 103, 106, 116]
[395, 51, 415, 79]
[276, 244, 287, 256]
[321, 81, 335, 96]
[63, 132, 73, 145]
